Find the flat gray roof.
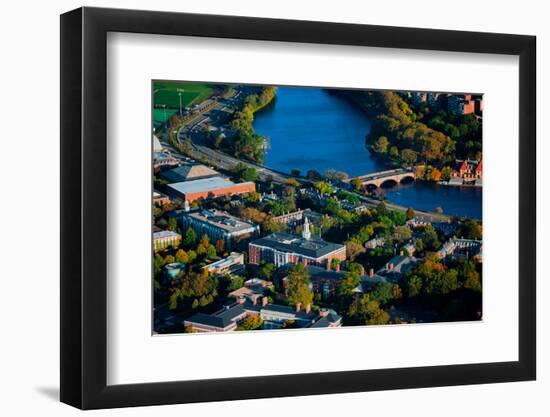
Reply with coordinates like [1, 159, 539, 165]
[251, 232, 344, 259]
[167, 177, 253, 195]
[161, 164, 219, 183]
[184, 209, 258, 233]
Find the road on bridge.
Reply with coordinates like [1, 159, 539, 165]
[351, 167, 415, 182]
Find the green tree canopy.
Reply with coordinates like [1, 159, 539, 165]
[314, 181, 334, 196]
[184, 228, 197, 247]
[348, 294, 390, 325]
[286, 264, 313, 308]
[337, 271, 361, 298]
[370, 282, 394, 305]
[233, 162, 259, 182]
[373, 136, 389, 154]
[237, 315, 263, 331]
[259, 263, 276, 281]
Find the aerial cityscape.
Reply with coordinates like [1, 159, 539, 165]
[152, 81, 483, 334]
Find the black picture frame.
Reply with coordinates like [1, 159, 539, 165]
[60, 6, 536, 410]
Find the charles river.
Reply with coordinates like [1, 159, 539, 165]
[253, 86, 482, 219]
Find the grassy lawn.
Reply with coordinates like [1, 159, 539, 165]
[153, 81, 214, 109]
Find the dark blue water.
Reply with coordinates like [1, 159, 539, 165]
[377, 182, 482, 219]
[253, 87, 482, 219]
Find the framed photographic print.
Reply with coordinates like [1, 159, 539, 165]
[60, 6, 536, 410]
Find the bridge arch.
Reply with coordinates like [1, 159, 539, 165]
[352, 168, 417, 190]
[399, 174, 415, 184]
[380, 178, 398, 188]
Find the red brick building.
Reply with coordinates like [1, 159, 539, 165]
[166, 177, 255, 202]
[249, 219, 346, 268]
[453, 159, 482, 181]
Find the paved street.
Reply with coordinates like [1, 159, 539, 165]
[189, 142, 292, 184]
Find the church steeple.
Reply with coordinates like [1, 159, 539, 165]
[302, 216, 311, 240]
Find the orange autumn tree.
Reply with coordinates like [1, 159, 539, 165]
[431, 168, 442, 181]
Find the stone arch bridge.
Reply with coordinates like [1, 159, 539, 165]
[350, 167, 416, 189]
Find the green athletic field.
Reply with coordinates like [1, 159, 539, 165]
[153, 81, 213, 109]
[153, 108, 179, 129]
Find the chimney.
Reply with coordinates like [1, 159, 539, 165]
[385, 263, 389, 270]
[305, 304, 311, 314]
[399, 250, 404, 256]
[326, 260, 331, 271]
[262, 296, 269, 306]
[252, 295, 258, 305]
[237, 296, 246, 304]
[389, 263, 394, 271]
[319, 308, 329, 317]
[295, 303, 302, 312]
[369, 268, 374, 278]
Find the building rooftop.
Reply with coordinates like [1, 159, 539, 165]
[454, 159, 481, 171]
[184, 209, 258, 233]
[153, 134, 163, 152]
[161, 164, 220, 183]
[229, 279, 273, 298]
[185, 298, 342, 331]
[358, 274, 397, 292]
[260, 303, 317, 320]
[308, 310, 342, 328]
[228, 287, 256, 298]
[214, 303, 247, 324]
[186, 301, 249, 329]
[202, 252, 244, 272]
[165, 262, 185, 270]
[167, 177, 254, 197]
[153, 230, 181, 240]
[261, 303, 296, 315]
[280, 264, 346, 282]
[385, 255, 418, 274]
[185, 313, 232, 329]
[432, 221, 459, 235]
[251, 232, 344, 259]
[154, 152, 173, 160]
[244, 278, 273, 288]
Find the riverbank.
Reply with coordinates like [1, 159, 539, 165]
[248, 88, 277, 150]
[247, 87, 277, 115]
[251, 86, 482, 219]
[330, 89, 473, 170]
[227, 86, 277, 164]
[439, 179, 483, 188]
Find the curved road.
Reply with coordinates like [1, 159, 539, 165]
[163, 87, 450, 222]
[188, 142, 292, 184]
